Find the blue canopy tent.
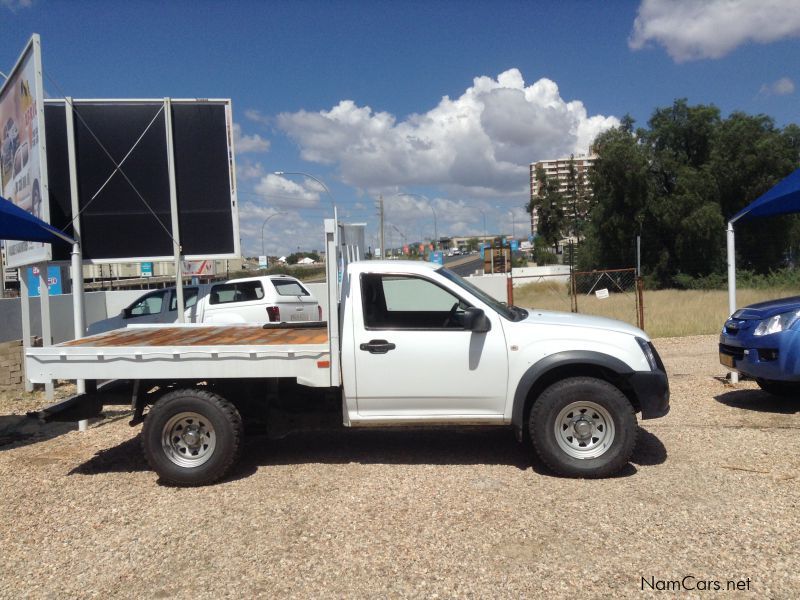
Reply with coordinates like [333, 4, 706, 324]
[726, 167, 800, 377]
[0, 195, 75, 245]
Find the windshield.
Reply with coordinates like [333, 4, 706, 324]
[436, 267, 527, 321]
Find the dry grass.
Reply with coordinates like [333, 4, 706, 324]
[513, 281, 800, 338]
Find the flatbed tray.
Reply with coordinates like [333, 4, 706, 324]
[25, 324, 332, 387]
[59, 323, 329, 348]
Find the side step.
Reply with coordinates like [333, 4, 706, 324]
[34, 380, 135, 423]
[35, 393, 104, 423]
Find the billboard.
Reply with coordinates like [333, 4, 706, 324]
[0, 34, 52, 268]
[43, 99, 240, 263]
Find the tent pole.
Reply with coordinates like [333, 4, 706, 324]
[727, 221, 738, 384]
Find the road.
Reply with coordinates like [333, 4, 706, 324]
[443, 253, 483, 276]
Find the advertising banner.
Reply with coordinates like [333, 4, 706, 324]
[0, 35, 51, 267]
[140, 262, 153, 277]
[182, 259, 215, 276]
[26, 265, 62, 296]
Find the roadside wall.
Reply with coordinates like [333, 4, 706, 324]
[511, 265, 571, 287]
[0, 340, 23, 392]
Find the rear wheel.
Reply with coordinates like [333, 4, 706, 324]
[756, 379, 800, 397]
[529, 377, 637, 478]
[142, 388, 242, 486]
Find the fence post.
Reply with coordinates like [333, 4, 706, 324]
[636, 276, 645, 330]
[506, 271, 514, 306]
[570, 270, 578, 313]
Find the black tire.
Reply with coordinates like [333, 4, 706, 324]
[529, 377, 637, 478]
[141, 388, 243, 486]
[756, 379, 800, 397]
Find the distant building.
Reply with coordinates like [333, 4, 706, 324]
[529, 153, 596, 235]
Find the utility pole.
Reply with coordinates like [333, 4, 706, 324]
[379, 194, 385, 260]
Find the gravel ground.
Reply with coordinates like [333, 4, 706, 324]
[0, 335, 798, 598]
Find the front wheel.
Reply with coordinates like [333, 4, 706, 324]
[142, 388, 243, 486]
[529, 377, 637, 478]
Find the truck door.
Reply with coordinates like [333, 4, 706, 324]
[352, 273, 508, 417]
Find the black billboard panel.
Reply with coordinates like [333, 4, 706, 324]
[43, 99, 239, 263]
[172, 104, 235, 256]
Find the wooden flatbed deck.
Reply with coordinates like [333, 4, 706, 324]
[26, 324, 333, 387]
[60, 324, 329, 348]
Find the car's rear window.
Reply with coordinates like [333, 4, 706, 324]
[272, 279, 310, 297]
[209, 281, 264, 305]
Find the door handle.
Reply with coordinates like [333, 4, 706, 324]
[359, 339, 396, 354]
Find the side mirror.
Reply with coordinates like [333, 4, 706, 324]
[121, 308, 131, 319]
[463, 307, 491, 333]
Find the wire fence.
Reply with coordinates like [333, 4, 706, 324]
[512, 268, 644, 329]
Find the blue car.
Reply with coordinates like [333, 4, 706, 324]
[719, 296, 800, 395]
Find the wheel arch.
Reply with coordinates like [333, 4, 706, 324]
[511, 351, 637, 441]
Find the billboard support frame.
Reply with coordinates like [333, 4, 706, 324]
[37, 262, 53, 400]
[65, 96, 86, 398]
[164, 98, 185, 321]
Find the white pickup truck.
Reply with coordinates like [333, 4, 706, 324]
[26, 219, 669, 486]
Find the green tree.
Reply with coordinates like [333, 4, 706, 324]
[710, 112, 800, 272]
[530, 165, 566, 252]
[581, 126, 651, 271]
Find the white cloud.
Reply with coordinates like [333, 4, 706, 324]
[244, 109, 271, 126]
[253, 174, 321, 209]
[232, 123, 270, 153]
[630, 0, 800, 62]
[277, 69, 617, 197]
[760, 76, 796, 96]
[236, 160, 265, 181]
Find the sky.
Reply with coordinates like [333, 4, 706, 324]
[2, 0, 800, 257]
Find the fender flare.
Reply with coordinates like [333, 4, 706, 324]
[511, 350, 634, 439]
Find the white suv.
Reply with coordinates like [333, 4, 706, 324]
[202, 275, 320, 324]
[87, 275, 321, 334]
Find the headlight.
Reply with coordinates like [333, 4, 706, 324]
[753, 311, 800, 336]
[635, 337, 658, 371]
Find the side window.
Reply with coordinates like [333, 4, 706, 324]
[362, 274, 468, 329]
[271, 279, 310, 296]
[128, 291, 166, 316]
[209, 281, 264, 305]
[170, 288, 199, 311]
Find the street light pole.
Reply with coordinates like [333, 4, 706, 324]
[261, 212, 286, 260]
[274, 171, 336, 216]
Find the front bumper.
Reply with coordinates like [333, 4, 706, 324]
[628, 371, 670, 419]
[719, 328, 800, 382]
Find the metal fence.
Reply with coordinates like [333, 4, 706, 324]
[511, 268, 644, 329]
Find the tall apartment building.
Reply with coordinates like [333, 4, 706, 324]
[529, 153, 596, 235]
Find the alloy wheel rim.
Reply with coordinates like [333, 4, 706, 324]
[554, 400, 615, 459]
[161, 412, 216, 468]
